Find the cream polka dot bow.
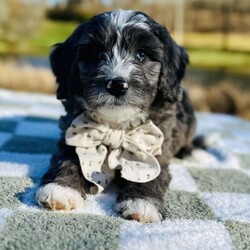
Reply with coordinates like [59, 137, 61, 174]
[65, 113, 164, 194]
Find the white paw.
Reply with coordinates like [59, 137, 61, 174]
[115, 198, 162, 223]
[36, 183, 84, 211]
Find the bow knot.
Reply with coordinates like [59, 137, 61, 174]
[103, 128, 125, 149]
[65, 113, 164, 194]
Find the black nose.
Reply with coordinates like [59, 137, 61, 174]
[106, 78, 128, 97]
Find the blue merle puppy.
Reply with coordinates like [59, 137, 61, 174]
[36, 9, 196, 223]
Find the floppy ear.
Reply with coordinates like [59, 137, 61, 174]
[50, 24, 85, 100]
[153, 24, 189, 103]
[50, 41, 75, 100]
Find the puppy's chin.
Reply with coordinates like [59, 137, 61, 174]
[89, 105, 147, 129]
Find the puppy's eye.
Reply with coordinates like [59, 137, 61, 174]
[136, 50, 147, 62]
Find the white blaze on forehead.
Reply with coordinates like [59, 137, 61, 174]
[112, 43, 135, 79]
[110, 9, 150, 31]
[110, 9, 134, 29]
[110, 10, 150, 79]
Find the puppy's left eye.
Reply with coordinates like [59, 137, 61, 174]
[136, 50, 147, 62]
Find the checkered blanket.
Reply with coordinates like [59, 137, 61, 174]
[0, 89, 250, 250]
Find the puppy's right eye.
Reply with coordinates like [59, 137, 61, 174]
[81, 50, 100, 63]
[78, 45, 102, 63]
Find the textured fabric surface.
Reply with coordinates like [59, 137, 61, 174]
[0, 89, 250, 250]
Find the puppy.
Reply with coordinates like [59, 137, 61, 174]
[36, 9, 196, 223]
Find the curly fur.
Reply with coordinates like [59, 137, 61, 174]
[36, 10, 197, 222]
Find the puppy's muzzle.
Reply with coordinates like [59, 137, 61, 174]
[106, 78, 128, 97]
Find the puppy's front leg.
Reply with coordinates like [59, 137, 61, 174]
[115, 166, 171, 223]
[36, 149, 90, 211]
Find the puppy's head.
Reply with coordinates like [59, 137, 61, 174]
[51, 10, 188, 120]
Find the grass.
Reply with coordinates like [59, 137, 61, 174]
[30, 20, 79, 55]
[183, 32, 250, 52]
[0, 60, 56, 94]
[188, 49, 250, 75]
[178, 32, 250, 75]
[0, 20, 79, 56]
[0, 20, 250, 75]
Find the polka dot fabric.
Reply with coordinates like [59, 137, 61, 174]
[65, 113, 164, 194]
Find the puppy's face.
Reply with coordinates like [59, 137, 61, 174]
[76, 11, 163, 112]
[51, 10, 188, 121]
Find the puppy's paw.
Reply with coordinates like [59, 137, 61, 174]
[36, 183, 84, 211]
[115, 198, 163, 223]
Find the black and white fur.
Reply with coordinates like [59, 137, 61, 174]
[36, 9, 196, 223]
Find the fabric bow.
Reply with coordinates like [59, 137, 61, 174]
[65, 113, 164, 194]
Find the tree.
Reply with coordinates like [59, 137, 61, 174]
[0, 0, 46, 46]
[67, 0, 85, 8]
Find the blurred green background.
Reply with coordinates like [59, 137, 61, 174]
[0, 0, 250, 119]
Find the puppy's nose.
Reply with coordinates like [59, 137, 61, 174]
[106, 78, 128, 97]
